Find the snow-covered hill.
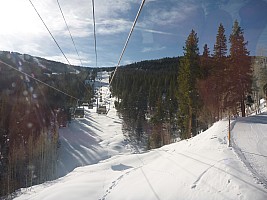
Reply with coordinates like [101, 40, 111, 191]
[0, 51, 80, 74]
[56, 72, 135, 178]
[14, 72, 267, 200]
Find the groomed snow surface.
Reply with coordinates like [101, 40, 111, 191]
[15, 73, 267, 200]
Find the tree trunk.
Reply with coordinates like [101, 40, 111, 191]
[241, 96, 246, 117]
[188, 106, 192, 138]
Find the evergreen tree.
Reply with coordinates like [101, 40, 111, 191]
[213, 23, 227, 58]
[228, 20, 252, 116]
[212, 23, 228, 119]
[177, 30, 200, 139]
[200, 44, 211, 78]
[203, 44, 210, 58]
[197, 44, 215, 126]
[110, 58, 179, 147]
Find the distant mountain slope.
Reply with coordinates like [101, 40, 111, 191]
[120, 57, 179, 70]
[0, 51, 82, 74]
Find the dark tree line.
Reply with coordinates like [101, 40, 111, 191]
[111, 58, 179, 149]
[0, 62, 58, 197]
[198, 20, 252, 120]
[111, 20, 253, 146]
[176, 20, 252, 139]
[0, 52, 93, 198]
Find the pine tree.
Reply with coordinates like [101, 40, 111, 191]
[228, 20, 252, 117]
[198, 44, 215, 126]
[203, 44, 210, 58]
[200, 44, 211, 78]
[212, 23, 228, 119]
[177, 30, 200, 139]
[213, 23, 227, 58]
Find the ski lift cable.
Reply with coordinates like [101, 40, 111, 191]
[29, 0, 93, 100]
[0, 60, 79, 101]
[109, 0, 146, 86]
[83, 0, 98, 81]
[56, 0, 84, 67]
[92, 0, 98, 68]
[57, 0, 94, 100]
[28, 0, 72, 66]
[84, 0, 98, 83]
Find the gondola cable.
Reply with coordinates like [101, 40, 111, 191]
[101, 0, 146, 113]
[57, 0, 84, 67]
[29, 0, 87, 94]
[109, 0, 146, 86]
[28, 0, 71, 66]
[84, 0, 98, 82]
[28, 0, 146, 108]
[56, 0, 93, 106]
[91, 0, 98, 68]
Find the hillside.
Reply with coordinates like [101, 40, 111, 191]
[1, 51, 267, 199]
[0, 50, 98, 197]
[0, 51, 78, 74]
[13, 72, 267, 200]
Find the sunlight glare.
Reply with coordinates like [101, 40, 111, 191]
[0, 0, 45, 35]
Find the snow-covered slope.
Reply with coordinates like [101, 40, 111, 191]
[15, 119, 267, 200]
[232, 110, 267, 188]
[14, 72, 267, 200]
[56, 72, 133, 178]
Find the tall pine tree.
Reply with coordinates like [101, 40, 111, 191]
[213, 23, 227, 58]
[213, 23, 228, 119]
[177, 30, 200, 139]
[228, 20, 252, 117]
[200, 44, 211, 78]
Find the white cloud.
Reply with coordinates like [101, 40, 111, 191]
[144, 1, 199, 26]
[142, 46, 166, 53]
[96, 19, 132, 35]
[0, 0, 45, 35]
[137, 26, 176, 36]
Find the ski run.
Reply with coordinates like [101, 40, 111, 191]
[14, 72, 267, 200]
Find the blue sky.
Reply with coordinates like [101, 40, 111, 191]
[0, 0, 267, 67]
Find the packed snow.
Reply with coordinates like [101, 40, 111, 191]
[14, 72, 267, 200]
[231, 102, 267, 188]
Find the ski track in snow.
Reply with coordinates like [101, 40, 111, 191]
[99, 167, 136, 200]
[99, 152, 163, 200]
[232, 112, 267, 188]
